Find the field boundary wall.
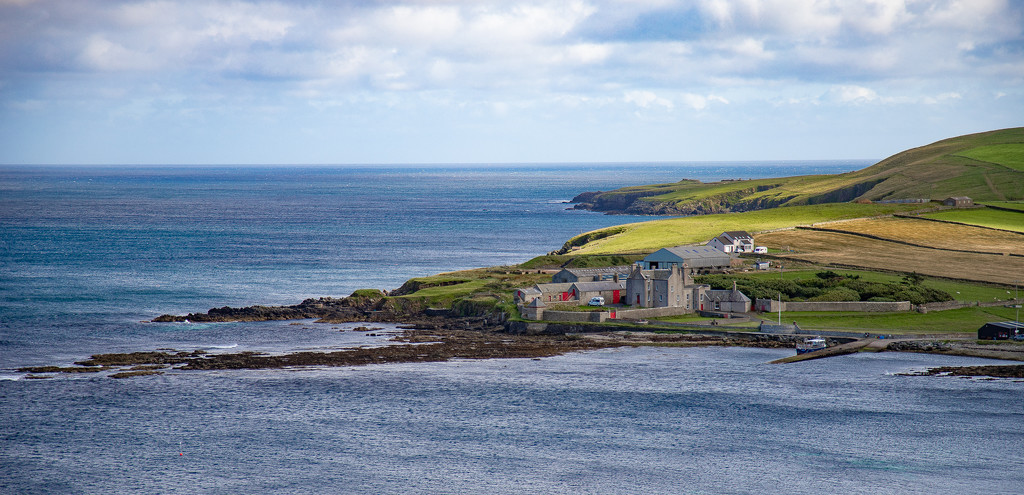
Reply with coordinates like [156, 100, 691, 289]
[754, 299, 910, 312]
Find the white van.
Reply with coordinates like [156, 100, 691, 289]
[588, 296, 605, 306]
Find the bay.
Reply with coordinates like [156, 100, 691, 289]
[3, 162, 1022, 494]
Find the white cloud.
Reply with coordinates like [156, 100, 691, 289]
[624, 90, 674, 110]
[832, 85, 880, 103]
[79, 35, 157, 71]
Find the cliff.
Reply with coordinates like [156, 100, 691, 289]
[571, 127, 1024, 215]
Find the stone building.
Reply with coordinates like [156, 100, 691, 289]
[702, 282, 752, 312]
[551, 266, 631, 284]
[626, 264, 701, 309]
[641, 245, 736, 272]
[942, 196, 973, 207]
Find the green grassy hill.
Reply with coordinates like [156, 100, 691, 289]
[573, 128, 1024, 215]
[561, 202, 924, 255]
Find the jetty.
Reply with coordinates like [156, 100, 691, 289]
[769, 338, 877, 364]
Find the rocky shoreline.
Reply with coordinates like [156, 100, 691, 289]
[18, 327, 815, 379]
[126, 298, 1024, 380]
[900, 365, 1024, 378]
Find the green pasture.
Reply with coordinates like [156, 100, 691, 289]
[954, 143, 1024, 171]
[638, 177, 785, 203]
[980, 201, 1024, 212]
[395, 278, 489, 300]
[736, 268, 1014, 302]
[567, 203, 924, 255]
[920, 207, 1024, 233]
[784, 306, 1019, 335]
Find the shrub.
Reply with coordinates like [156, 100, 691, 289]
[810, 287, 861, 302]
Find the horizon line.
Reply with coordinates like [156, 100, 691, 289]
[0, 158, 879, 168]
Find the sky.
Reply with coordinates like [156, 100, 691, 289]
[0, 0, 1022, 165]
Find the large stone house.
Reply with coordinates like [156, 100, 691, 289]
[625, 264, 702, 310]
[707, 231, 755, 254]
[641, 245, 736, 272]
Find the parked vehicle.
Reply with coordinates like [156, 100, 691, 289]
[588, 296, 605, 306]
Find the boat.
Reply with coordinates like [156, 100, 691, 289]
[796, 337, 827, 354]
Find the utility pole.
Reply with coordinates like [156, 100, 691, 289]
[778, 292, 782, 325]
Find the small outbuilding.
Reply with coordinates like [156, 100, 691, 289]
[978, 321, 1024, 340]
[943, 196, 973, 207]
[521, 298, 546, 320]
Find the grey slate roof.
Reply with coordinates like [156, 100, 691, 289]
[705, 289, 751, 303]
[983, 321, 1024, 330]
[571, 280, 627, 292]
[647, 245, 734, 268]
[561, 266, 630, 277]
[533, 283, 576, 293]
[723, 230, 753, 240]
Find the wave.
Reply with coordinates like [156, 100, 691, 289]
[206, 344, 238, 350]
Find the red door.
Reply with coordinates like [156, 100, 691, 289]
[612, 290, 620, 304]
[562, 291, 569, 301]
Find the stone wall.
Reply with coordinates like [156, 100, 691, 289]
[754, 299, 910, 312]
[916, 298, 1018, 313]
[786, 301, 911, 312]
[540, 310, 610, 323]
[615, 306, 693, 319]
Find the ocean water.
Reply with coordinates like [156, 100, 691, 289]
[2, 162, 1023, 494]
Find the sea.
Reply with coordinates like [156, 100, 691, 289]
[2, 162, 1022, 494]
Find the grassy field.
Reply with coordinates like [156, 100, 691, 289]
[756, 229, 1024, 286]
[982, 201, 1024, 212]
[391, 268, 551, 310]
[720, 268, 1014, 302]
[920, 207, 1024, 233]
[565, 203, 923, 255]
[785, 306, 1019, 334]
[954, 143, 1024, 171]
[814, 216, 1024, 254]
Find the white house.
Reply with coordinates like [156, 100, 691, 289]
[708, 231, 755, 254]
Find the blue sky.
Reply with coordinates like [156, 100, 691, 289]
[1, 0, 1021, 165]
